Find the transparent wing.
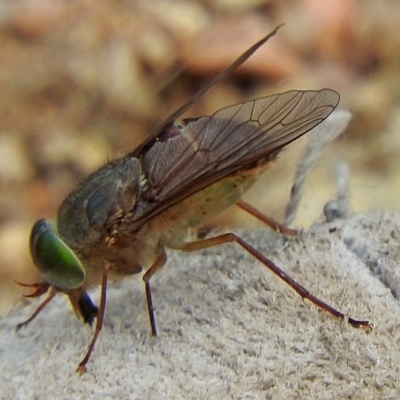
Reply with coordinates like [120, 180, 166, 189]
[128, 89, 339, 229]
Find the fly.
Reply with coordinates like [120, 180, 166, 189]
[17, 25, 371, 373]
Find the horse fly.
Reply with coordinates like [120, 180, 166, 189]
[17, 26, 371, 373]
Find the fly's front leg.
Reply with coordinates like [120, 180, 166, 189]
[182, 233, 371, 331]
[143, 252, 168, 337]
[16, 286, 56, 330]
[77, 263, 109, 374]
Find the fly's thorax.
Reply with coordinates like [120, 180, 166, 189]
[56, 156, 143, 255]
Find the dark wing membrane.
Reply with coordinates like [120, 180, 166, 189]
[129, 89, 339, 229]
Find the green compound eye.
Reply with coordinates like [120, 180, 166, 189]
[30, 219, 85, 290]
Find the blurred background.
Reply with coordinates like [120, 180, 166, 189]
[0, 0, 399, 314]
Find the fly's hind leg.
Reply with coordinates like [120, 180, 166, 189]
[236, 200, 298, 236]
[142, 252, 168, 337]
[182, 233, 371, 331]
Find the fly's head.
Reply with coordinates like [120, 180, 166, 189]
[26, 219, 98, 324]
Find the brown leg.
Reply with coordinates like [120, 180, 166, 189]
[77, 264, 109, 374]
[236, 200, 298, 236]
[182, 233, 371, 331]
[16, 287, 56, 331]
[142, 252, 168, 337]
